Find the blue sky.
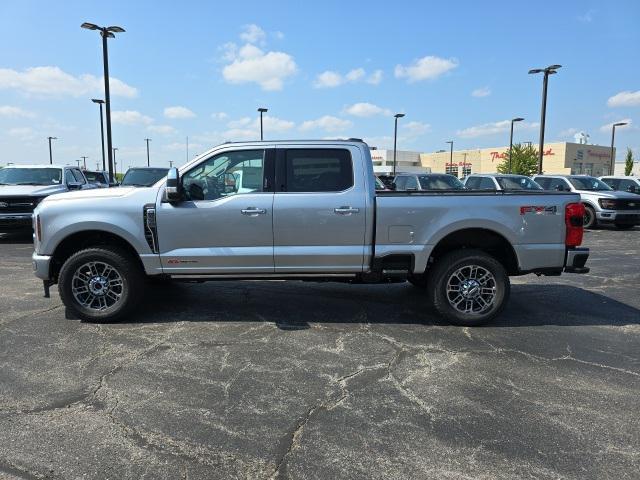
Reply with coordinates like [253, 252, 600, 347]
[1, 0, 638, 168]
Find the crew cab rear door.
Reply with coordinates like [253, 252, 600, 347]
[272, 145, 367, 273]
[156, 147, 275, 273]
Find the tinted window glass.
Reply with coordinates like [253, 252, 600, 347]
[478, 177, 496, 189]
[495, 176, 542, 190]
[534, 177, 550, 189]
[121, 168, 170, 187]
[394, 176, 407, 190]
[568, 176, 611, 191]
[0, 167, 62, 185]
[72, 169, 86, 183]
[547, 178, 570, 191]
[465, 177, 481, 189]
[183, 150, 264, 201]
[404, 176, 418, 190]
[285, 149, 353, 192]
[600, 177, 617, 189]
[84, 171, 107, 184]
[419, 175, 465, 190]
[65, 170, 76, 185]
[619, 180, 638, 191]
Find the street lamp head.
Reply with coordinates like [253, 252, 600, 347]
[445, 140, 453, 145]
[528, 68, 544, 74]
[547, 64, 562, 70]
[258, 107, 268, 113]
[48, 136, 57, 140]
[613, 122, 628, 127]
[106, 26, 125, 33]
[394, 113, 405, 119]
[81, 22, 100, 30]
[91, 98, 105, 104]
[513, 117, 525, 122]
[103, 31, 115, 38]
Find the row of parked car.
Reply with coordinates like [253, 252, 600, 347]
[377, 172, 640, 229]
[0, 164, 169, 231]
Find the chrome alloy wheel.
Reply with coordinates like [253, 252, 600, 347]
[71, 261, 124, 311]
[446, 265, 497, 315]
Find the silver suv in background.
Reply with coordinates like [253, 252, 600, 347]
[599, 176, 640, 195]
[0, 165, 94, 231]
[392, 173, 465, 190]
[533, 175, 640, 229]
[464, 174, 543, 191]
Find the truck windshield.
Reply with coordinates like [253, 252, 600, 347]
[568, 176, 612, 191]
[0, 167, 62, 185]
[121, 168, 169, 187]
[418, 175, 465, 190]
[84, 171, 107, 183]
[496, 176, 542, 190]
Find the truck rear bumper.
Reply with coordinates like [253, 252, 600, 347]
[564, 247, 589, 274]
[32, 253, 52, 280]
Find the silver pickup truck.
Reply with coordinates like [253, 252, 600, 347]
[32, 140, 589, 326]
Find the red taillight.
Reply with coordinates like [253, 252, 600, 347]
[565, 202, 584, 247]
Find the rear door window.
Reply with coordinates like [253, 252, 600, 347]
[404, 176, 418, 190]
[465, 177, 481, 189]
[478, 177, 496, 189]
[284, 149, 353, 192]
[394, 176, 407, 190]
[547, 178, 570, 191]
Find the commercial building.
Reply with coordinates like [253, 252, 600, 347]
[369, 148, 429, 175]
[419, 142, 615, 178]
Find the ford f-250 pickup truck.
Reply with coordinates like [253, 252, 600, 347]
[32, 140, 589, 326]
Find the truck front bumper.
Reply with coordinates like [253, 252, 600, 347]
[564, 247, 589, 274]
[32, 253, 52, 281]
[596, 210, 640, 225]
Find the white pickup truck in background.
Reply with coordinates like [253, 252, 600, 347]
[32, 140, 589, 326]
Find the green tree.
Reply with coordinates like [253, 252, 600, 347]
[624, 147, 634, 176]
[496, 143, 539, 176]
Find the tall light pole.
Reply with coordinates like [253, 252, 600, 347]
[144, 138, 151, 167]
[76, 159, 82, 168]
[47, 136, 57, 165]
[81, 22, 126, 184]
[81, 156, 88, 169]
[445, 140, 454, 166]
[91, 99, 106, 171]
[610, 122, 627, 175]
[258, 107, 268, 141]
[509, 117, 525, 174]
[529, 64, 561, 174]
[392, 113, 405, 176]
[112, 147, 118, 177]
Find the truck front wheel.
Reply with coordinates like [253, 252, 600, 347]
[427, 249, 510, 326]
[58, 247, 145, 322]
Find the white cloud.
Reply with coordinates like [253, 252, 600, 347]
[222, 115, 295, 139]
[299, 115, 352, 133]
[394, 56, 458, 82]
[559, 127, 579, 137]
[8, 127, 36, 140]
[222, 41, 297, 91]
[0, 66, 137, 98]
[599, 119, 632, 132]
[402, 121, 431, 136]
[211, 112, 228, 120]
[471, 87, 491, 98]
[607, 90, 640, 108]
[457, 119, 539, 138]
[164, 106, 196, 119]
[240, 24, 266, 45]
[0, 105, 35, 118]
[577, 9, 595, 22]
[147, 125, 177, 135]
[345, 68, 365, 82]
[111, 110, 154, 125]
[367, 70, 383, 85]
[314, 67, 382, 88]
[313, 70, 343, 88]
[344, 102, 391, 117]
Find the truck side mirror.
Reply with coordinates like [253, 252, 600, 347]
[165, 167, 182, 202]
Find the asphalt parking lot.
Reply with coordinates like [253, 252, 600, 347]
[0, 228, 638, 480]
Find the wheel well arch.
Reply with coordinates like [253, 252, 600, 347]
[49, 230, 143, 280]
[429, 228, 519, 275]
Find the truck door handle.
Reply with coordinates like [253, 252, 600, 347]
[334, 206, 360, 215]
[241, 207, 267, 216]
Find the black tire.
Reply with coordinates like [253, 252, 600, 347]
[427, 249, 510, 327]
[583, 205, 597, 229]
[58, 247, 145, 322]
[407, 274, 428, 288]
[614, 223, 635, 230]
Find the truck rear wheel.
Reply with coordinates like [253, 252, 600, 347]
[427, 249, 510, 326]
[58, 247, 145, 323]
[583, 206, 597, 229]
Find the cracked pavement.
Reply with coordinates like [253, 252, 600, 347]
[0, 228, 639, 479]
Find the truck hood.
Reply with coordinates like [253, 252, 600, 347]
[41, 186, 143, 203]
[575, 189, 639, 199]
[0, 184, 66, 197]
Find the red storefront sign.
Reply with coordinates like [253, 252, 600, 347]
[490, 148, 555, 161]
